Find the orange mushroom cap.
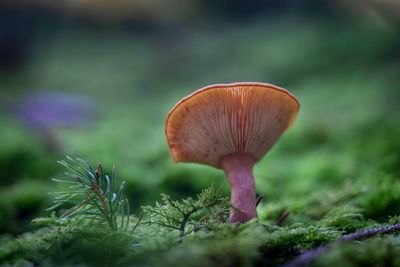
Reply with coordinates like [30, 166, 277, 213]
[165, 82, 299, 168]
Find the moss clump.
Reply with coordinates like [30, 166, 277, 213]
[3, 184, 400, 267]
[312, 237, 400, 267]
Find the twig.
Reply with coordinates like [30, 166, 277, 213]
[179, 207, 200, 238]
[165, 196, 186, 216]
[131, 214, 144, 233]
[145, 207, 180, 224]
[277, 209, 290, 226]
[281, 222, 400, 267]
[60, 196, 91, 218]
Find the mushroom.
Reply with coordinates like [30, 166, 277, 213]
[165, 82, 299, 223]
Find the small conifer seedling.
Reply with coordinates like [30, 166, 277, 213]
[48, 157, 131, 231]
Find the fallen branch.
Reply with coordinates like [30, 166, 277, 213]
[281, 222, 400, 267]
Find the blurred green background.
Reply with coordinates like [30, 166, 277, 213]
[0, 0, 399, 236]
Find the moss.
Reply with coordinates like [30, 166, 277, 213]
[313, 237, 400, 267]
[0, 180, 52, 234]
[0, 224, 135, 266]
[319, 205, 368, 233]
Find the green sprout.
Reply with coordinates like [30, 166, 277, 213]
[48, 157, 132, 231]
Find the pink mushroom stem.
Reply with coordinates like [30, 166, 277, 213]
[220, 153, 257, 223]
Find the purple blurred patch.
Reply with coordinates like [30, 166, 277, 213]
[13, 91, 97, 130]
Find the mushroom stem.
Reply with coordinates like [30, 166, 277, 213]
[220, 153, 257, 223]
